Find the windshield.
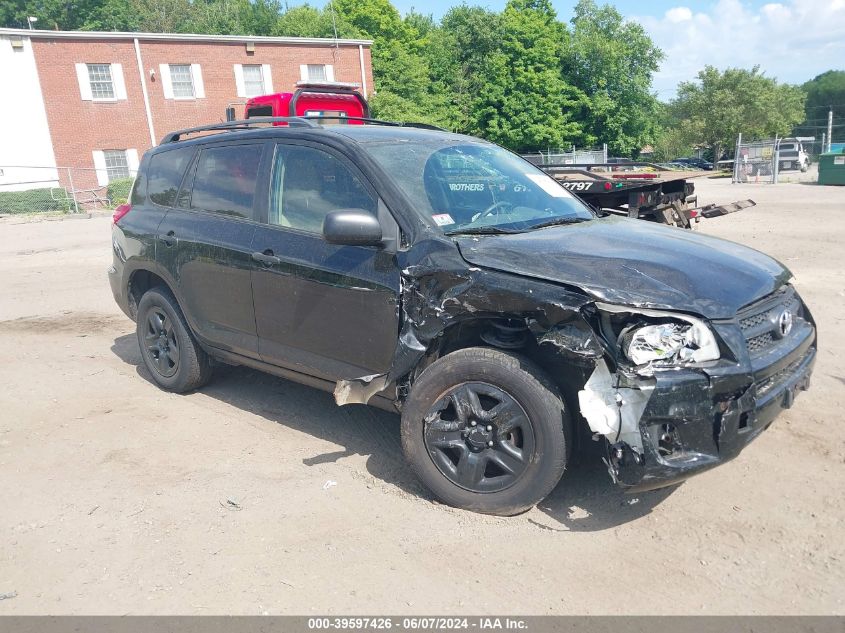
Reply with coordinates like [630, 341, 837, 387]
[362, 139, 594, 234]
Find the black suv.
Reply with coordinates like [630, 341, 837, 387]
[109, 118, 816, 515]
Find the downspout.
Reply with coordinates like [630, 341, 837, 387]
[133, 38, 156, 147]
[358, 44, 368, 99]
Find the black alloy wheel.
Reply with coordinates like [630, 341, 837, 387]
[135, 286, 213, 393]
[401, 347, 570, 515]
[424, 382, 535, 493]
[143, 307, 179, 378]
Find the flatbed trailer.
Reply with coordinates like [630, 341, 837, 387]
[537, 162, 754, 228]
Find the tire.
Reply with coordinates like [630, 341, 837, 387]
[401, 347, 570, 515]
[801, 161, 808, 173]
[136, 286, 213, 393]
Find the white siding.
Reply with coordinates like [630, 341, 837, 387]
[0, 35, 59, 191]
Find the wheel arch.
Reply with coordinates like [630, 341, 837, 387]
[126, 265, 189, 327]
[413, 315, 598, 448]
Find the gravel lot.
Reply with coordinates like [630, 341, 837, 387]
[0, 176, 843, 615]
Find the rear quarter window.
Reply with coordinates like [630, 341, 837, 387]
[147, 148, 195, 207]
[190, 144, 263, 219]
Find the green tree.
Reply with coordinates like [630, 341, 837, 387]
[798, 70, 845, 139]
[672, 65, 806, 162]
[563, 0, 663, 155]
[273, 4, 360, 38]
[81, 0, 141, 30]
[427, 5, 503, 132]
[474, 0, 585, 150]
[2, 0, 105, 30]
[132, 0, 193, 32]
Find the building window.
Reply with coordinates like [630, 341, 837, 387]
[306, 64, 328, 82]
[242, 65, 265, 97]
[169, 64, 195, 98]
[299, 63, 334, 83]
[87, 64, 115, 100]
[104, 150, 130, 182]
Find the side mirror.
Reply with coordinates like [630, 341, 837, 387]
[322, 209, 383, 246]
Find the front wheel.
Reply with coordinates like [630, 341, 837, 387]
[401, 347, 570, 515]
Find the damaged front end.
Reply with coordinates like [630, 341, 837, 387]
[579, 293, 816, 491]
[331, 229, 816, 494]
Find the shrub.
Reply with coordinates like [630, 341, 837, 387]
[0, 187, 73, 214]
[107, 177, 135, 206]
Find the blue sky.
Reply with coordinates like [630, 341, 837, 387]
[331, 0, 845, 99]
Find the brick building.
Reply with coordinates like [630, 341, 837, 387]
[0, 28, 374, 192]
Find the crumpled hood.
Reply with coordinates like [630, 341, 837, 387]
[455, 216, 791, 319]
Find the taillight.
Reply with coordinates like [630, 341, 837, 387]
[113, 203, 131, 224]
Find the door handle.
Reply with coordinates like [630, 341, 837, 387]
[161, 230, 176, 247]
[252, 250, 281, 266]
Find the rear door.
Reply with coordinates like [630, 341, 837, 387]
[250, 141, 401, 380]
[156, 141, 268, 357]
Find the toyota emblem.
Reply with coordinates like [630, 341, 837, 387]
[778, 310, 794, 337]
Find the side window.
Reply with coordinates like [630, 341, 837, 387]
[269, 145, 377, 234]
[147, 147, 195, 207]
[190, 144, 262, 219]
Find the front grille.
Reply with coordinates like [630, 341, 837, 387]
[738, 286, 803, 357]
[740, 312, 767, 330]
[747, 332, 774, 353]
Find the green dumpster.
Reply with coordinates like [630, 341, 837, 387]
[818, 150, 845, 186]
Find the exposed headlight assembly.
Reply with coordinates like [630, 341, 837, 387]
[596, 303, 721, 366]
[622, 320, 719, 365]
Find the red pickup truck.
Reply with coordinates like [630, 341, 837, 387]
[241, 81, 369, 123]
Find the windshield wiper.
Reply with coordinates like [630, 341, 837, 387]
[444, 226, 523, 236]
[525, 217, 591, 231]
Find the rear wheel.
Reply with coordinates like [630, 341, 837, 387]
[136, 286, 212, 393]
[401, 347, 570, 515]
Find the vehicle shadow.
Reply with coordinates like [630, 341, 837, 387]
[535, 453, 680, 532]
[111, 333, 679, 530]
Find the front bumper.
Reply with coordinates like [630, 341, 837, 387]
[611, 321, 816, 492]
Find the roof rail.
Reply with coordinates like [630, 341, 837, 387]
[310, 116, 447, 131]
[160, 116, 318, 144]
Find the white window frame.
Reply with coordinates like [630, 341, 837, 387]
[92, 149, 138, 186]
[234, 64, 273, 98]
[299, 64, 335, 83]
[75, 63, 127, 102]
[160, 63, 205, 100]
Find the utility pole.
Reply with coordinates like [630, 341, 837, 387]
[828, 108, 834, 153]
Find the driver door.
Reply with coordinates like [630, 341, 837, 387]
[250, 142, 401, 381]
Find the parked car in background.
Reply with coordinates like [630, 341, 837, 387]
[673, 157, 714, 170]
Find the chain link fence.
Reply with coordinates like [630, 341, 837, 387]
[522, 144, 609, 166]
[0, 165, 136, 215]
[732, 137, 780, 184]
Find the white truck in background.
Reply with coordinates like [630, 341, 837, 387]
[777, 138, 810, 172]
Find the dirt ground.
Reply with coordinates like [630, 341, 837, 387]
[0, 176, 843, 615]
